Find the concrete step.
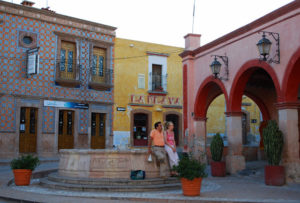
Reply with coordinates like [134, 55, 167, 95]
[47, 172, 179, 186]
[40, 177, 181, 192]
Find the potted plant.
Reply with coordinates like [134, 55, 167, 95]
[210, 133, 226, 177]
[10, 155, 40, 186]
[263, 120, 284, 186]
[173, 153, 207, 196]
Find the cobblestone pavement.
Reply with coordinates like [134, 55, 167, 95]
[0, 161, 300, 203]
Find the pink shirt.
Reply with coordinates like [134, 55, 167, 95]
[166, 131, 175, 146]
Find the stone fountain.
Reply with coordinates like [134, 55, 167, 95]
[40, 149, 180, 192]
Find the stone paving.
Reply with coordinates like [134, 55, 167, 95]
[0, 161, 300, 203]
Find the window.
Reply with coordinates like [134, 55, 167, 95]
[60, 41, 76, 75]
[91, 47, 106, 81]
[88, 42, 113, 91]
[138, 74, 145, 89]
[152, 64, 162, 91]
[147, 54, 167, 93]
[18, 31, 37, 48]
[23, 36, 33, 45]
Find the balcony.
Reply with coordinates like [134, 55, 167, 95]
[148, 74, 168, 95]
[88, 69, 113, 91]
[55, 61, 80, 87]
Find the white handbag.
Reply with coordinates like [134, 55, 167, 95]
[147, 154, 153, 162]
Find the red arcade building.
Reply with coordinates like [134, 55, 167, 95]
[181, 1, 300, 183]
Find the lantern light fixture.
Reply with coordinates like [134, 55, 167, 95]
[210, 55, 229, 81]
[257, 31, 280, 64]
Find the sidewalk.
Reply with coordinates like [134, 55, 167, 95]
[0, 161, 299, 203]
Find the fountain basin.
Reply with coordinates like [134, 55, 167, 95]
[59, 149, 169, 179]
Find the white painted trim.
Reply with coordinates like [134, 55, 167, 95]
[148, 55, 167, 91]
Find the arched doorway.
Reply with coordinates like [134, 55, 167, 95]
[228, 60, 280, 163]
[194, 76, 229, 162]
[164, 112, 182, 146]
[133, 113, 148, 146]
[206, 94, 262, 160]
[130, 109, 152, 147]
[282, 48, 300, 158]
[229, 60, 281, 115]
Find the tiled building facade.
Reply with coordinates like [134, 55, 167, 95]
[0, 1, 116, 158]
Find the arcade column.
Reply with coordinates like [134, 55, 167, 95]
[193, 117, 207, 163]
[225, 112, 246, 174]
[277, 103, 300, 183]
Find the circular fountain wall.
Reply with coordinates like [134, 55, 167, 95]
[58, 149, 169, 179]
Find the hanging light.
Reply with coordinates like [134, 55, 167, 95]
[256, 33, 272, 61]
[210, 56, 222, 78]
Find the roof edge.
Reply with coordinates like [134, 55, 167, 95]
[180, 0, 300, 58]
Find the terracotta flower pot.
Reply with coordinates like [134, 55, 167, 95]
[180, 177, 202, 196]
[265, 165, 285, 186]
[211, 161, 226, 177]
[13, 169, 32, 186]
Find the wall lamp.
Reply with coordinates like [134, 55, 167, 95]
[210, 55, 229, 81]
[257, 31, 280, 64]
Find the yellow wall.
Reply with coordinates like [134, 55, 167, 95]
[113, 38, 183, 147]
[207, 95, 261, 145]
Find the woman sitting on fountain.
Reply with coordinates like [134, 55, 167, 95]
[163, 121, 179, 176]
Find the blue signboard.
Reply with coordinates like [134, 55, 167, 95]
[44, 100, 88, 109]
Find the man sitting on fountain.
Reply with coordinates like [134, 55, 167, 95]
[148, 121, 170, 178]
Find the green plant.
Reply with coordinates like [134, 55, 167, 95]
[263, 120, 284, 166]
[10, 155, 40, 170]
[173, 154, 207, 180]
[210, 133, 224, 162]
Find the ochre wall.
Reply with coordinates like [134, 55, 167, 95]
[207, 95, 261, 144]
[113, 38, 183, 147]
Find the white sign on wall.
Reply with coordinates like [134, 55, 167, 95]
[26, 47, 39, 76]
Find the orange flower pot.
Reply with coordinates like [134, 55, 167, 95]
[13, 169, 32, 186]
[180, 177, 202, 196]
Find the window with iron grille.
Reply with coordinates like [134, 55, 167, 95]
[152, 64, 163, 91]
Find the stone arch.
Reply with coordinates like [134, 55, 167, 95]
[194, 76, 229, 119]
[282, 47, 300, 103]
[244, 91, 271, 121]
[228, 59, 281, 113]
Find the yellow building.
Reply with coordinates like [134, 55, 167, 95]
[113, 38, 183, 148]
[207, 95, 262, 145]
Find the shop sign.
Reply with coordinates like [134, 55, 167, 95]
[26, 47, 39, 76]
[44, 100, 88, 109]
[130, 94, 181, 106]
[117, 107, 126, 111]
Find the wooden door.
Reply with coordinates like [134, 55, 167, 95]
[19, 107, 37, 153]
[91, 113, 106, 149]
[58, 110, 74, 150]
[133, 113, 148, 146]
[166, 114, 179, 146]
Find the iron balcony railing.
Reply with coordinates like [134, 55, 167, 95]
[55, 61, 80, 81]
[151, 74, 167, 92]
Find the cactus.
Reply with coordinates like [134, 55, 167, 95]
[210, 133, 224, 162]
[263, 120, 284, 166]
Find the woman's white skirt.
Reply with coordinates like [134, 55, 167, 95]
[164, 145, 179, 168]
